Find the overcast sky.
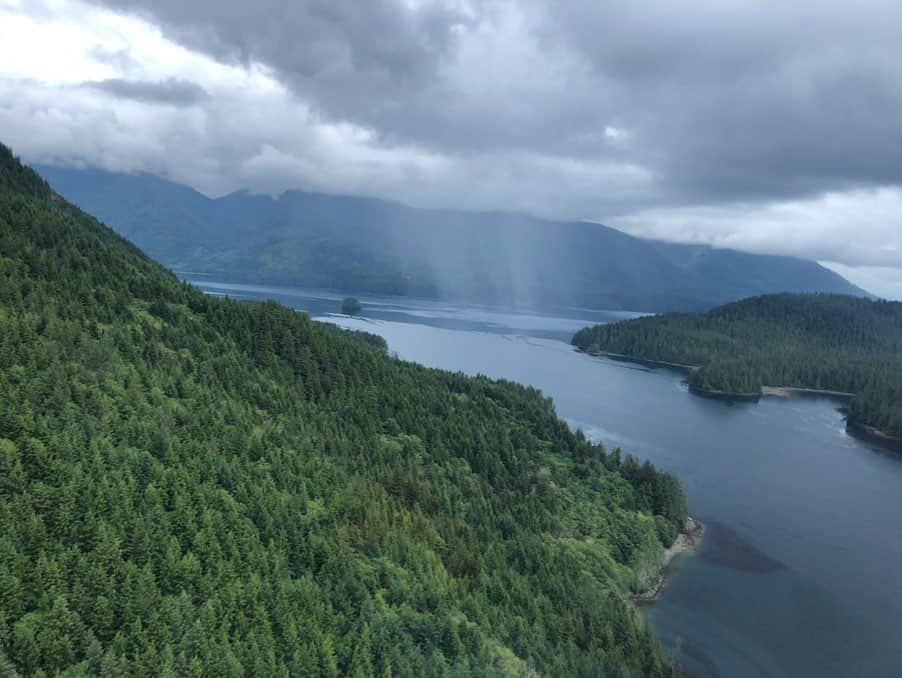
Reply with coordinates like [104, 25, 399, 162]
[2, 0, 901, 297]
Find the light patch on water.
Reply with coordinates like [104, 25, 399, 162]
[563, 418, 642, 452]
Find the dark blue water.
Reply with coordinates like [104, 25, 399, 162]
[194, 280, 902, 678]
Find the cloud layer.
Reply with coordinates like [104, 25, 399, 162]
[1, 0, 901, 295]
[85, 77, 208, 105]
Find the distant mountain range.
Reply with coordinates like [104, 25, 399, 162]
[37, 165, 869, 312]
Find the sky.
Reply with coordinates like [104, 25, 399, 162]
[1, 0, 901, 297]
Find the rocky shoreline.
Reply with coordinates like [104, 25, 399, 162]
[688, 384, 760, 402]
[578, 348, 697, 372]
[761, 385, 855, 398]
[845, 418, 902, 452]
[631, 517, 704, 604]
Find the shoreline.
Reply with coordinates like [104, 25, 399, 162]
[581, 349, 857, 401]
[761, 385, 855, 398]
[689, 384, 855, 402]
[582, 350, 901, 451]
[845, 418, 902, 452]
[688, 384, 760, 402]
[631, 517, 704, 604]
[577, 348, 697, 372]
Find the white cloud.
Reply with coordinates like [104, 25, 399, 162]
[0, 0, 649, 207]
[610, 187, 902, 269]
[821, 262, 902, 300]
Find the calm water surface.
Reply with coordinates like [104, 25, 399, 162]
[194, 280, 902, 678]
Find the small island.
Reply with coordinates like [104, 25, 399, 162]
[341, 296, 362, 315]
[572, 293, 902, 448]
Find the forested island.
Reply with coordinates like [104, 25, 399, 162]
[572, 293, 902, 442]
[0, 143, 687, 675]
[341, 296, 363, 315]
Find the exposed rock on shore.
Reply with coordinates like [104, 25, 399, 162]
[632, 517, 704, 604]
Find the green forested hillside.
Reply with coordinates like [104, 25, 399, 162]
[572, 294, 902, 438]
[0, 144, 685, 676]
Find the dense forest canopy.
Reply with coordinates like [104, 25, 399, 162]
[38, 165, 867, 313]
[0, 143, 686, 676]
[572, 294, 902, 438]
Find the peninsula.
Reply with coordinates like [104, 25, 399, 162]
[572, 293, 902, 447]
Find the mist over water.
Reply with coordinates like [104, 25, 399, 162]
[195, 280, 902, 678]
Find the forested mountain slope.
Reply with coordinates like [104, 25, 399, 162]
[38, 165, 867, 312]
[1, 144, 686, 676]
[572, 294, 902, 439]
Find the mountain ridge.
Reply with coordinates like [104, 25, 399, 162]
[37, 164, 869, 312]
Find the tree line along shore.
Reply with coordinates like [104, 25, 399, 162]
[572, 293, 902, 448]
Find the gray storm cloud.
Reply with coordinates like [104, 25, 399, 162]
[83, 0, 902, 204]
[85, 77, 208, 105]
[2, 0, 901, 291]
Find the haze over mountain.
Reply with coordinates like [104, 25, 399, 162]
[39, 165, 867, 312]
